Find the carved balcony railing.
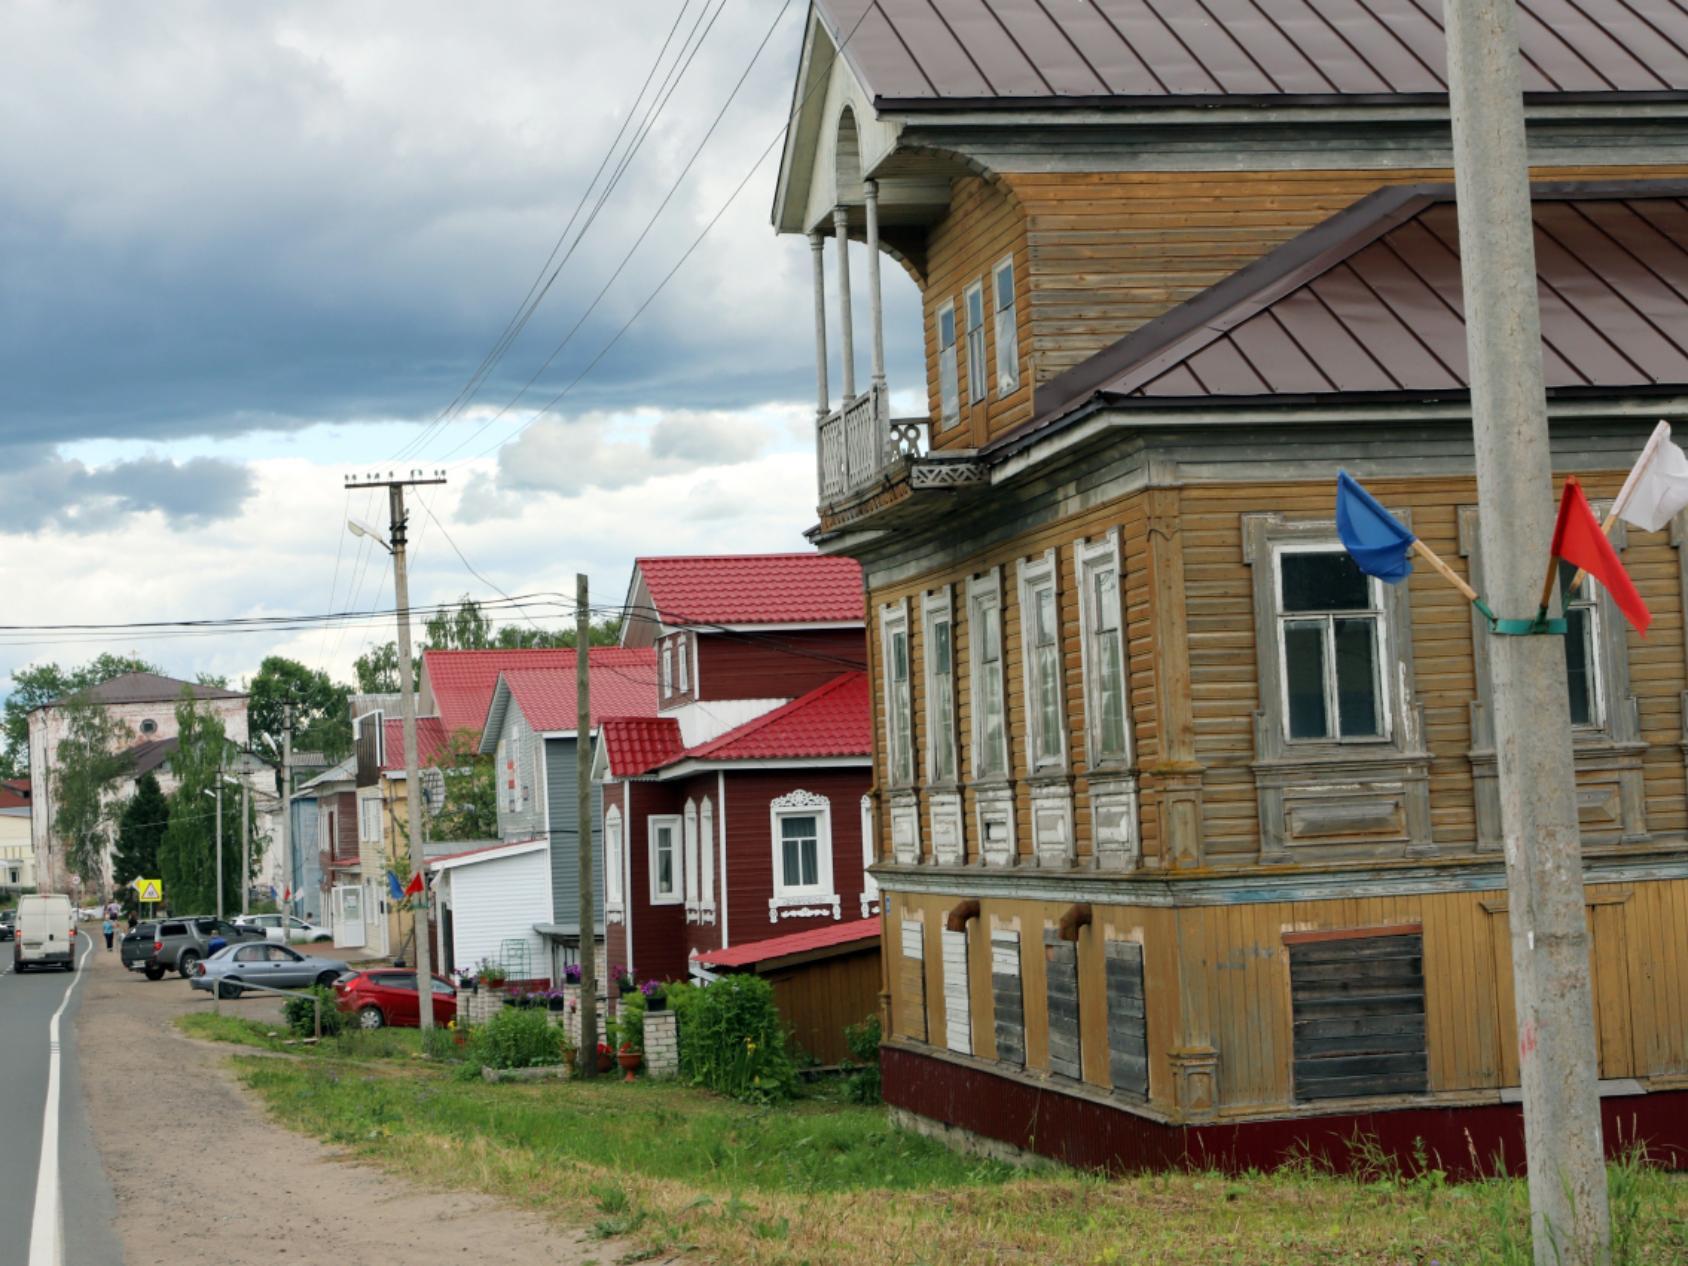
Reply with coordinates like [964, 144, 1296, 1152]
[817, 383, 930, 505]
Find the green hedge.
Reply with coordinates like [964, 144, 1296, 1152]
[470, 1006, 569, 1070]
[675, 974, 796, 1104]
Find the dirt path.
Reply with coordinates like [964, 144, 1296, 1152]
[76, 947, 626, 1265]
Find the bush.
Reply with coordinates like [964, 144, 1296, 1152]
[678, 974, 796, 1104]
[842, 1014, 882, 1104]
[281, 985, 346, 1038]
[470, 1005, 568, 1070]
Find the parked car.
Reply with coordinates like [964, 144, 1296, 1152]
[232, 913, 334, 944]
[334, 969, 458, 1029]
[13, 894, 77, 972]
[121, 921, 161, 976]
[0, 909, 15, 943]
[189, 942, 350, 997]
[142, 916, 265, 980]
[74, 905, 103, 922]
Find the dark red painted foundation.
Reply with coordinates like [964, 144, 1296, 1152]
[883, 1045, 1688, 1178]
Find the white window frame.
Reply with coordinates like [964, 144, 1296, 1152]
[992, 256, 1019, 396]
[768, 789, 840, 919]
[964, 279, 988, 404]
[648, 815, 682, 906]
[967, 568, 1009, 779]
[1017, 549, 1067, 773]
[676, 633, 690, 694]
[937, 300, 960, 428]
[1559, 561, 1607, 730]
[683, 799, 700, 920]
[699, 796, 716, 921]
[1272, 542, 1394, 745]
[880, 601, 914, 788]
[922, 587, 958, 785]
[1074, 529, 1132, 769]
[859, 794, 879, 918]
[357, 795, 383, 845]
[604, 805, 624, 912]
[661, 642, 674, 697]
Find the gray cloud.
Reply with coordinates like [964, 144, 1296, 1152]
[0, 447, 254, 533]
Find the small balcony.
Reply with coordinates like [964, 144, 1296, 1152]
[817, 384, 929, 505]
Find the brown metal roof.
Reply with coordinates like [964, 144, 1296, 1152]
[1023, 181, 1688, 426]
[45, 671, 245, 709]
[815, 0, 1688, 105]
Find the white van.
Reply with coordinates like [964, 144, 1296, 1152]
[14, 894, 77, 972]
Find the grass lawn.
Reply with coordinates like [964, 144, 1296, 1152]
[180, 1016, 1688, 1265]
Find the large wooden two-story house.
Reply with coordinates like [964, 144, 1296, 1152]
[775, 0, 1688, 1171]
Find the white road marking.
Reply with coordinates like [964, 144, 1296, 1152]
[28, 935, 90, 1266]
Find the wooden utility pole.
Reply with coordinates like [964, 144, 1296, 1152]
[1443, 2, 1610, 1261]
[575, 573, 599, 1076]
[345, 470, 447, 1032]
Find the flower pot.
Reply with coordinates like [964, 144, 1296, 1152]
[644, 995, 666, 1012]
[617, 1049, 642, 1081]
[548, 998, 567, 1012]
[618, 983, 635, 997]
[564, 1048, 578, 1072]
[595, 1050, 615, 1074]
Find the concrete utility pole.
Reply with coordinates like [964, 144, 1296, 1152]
[1443, 2, 1610, 1261]
[346, 470, 447, 1033]
[281, 707, 293, 914]
[575, 573, 599, 1077]
[240, 777, 250, 916]
[213, 762, 224, 921]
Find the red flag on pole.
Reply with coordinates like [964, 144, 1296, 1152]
[404, 871, 424, 898]
[283, 886, 291, 903]
[1552, 477, 1651, 634]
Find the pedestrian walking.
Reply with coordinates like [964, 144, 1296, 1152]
[102, 917, 115, 951]
[126, 910, 138, 933]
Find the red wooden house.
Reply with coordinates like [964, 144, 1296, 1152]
[598, 555, 880, 1035]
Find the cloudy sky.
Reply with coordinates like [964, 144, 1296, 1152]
[0, 0, 922, 693]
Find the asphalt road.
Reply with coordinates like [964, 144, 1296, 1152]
[0, 931, 124, 1266]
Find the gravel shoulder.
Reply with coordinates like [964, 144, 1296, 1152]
[75, 946, 619, 1265]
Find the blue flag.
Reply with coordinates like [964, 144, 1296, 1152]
[386, 870, 404, 901]
[1336, 470, 1415, 583]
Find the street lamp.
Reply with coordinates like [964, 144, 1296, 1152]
[347, 517, 392, 552]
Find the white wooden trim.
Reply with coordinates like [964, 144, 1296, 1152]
[880, 599, 915, 788]
[768, 789, 837, 918]
[921, 585, 958, 785]
[683, 799, 700, 922]
[699, 796, 717, 925]
[717, 772, 730, 946]
[604, 804, 624, 918]
[1073, 527, 1133, 768]
[1015, 548, 1067, 773]
[966, 567, 1009, 779]
[860, 793, 879, 918]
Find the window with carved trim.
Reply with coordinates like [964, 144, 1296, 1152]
[968, 571, 1008, 778]
[938, 302, 960, 429]
[1275, 547, 1388, 743]
[993, 257, 1019, 396]
[1017, 551, 1066, 771]
[604, 806, 624, 910]
[1075, 531, 1131, 766]
[923, 589, 957, 784]
[881, 603, 914, 787]
[769, 791, 835, 909]
[964, 280, 987, 404]
[648, 816, 681, 905]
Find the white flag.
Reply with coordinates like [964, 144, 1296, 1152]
[1616, 422, 1688, 534]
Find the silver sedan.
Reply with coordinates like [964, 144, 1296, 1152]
[189, 942, 350, 997]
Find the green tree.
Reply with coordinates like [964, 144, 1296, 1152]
[424, 595, 494, 649]
[246, 656, 352, 769]
[50, 691, 133, 891]
[353, 642, 412, 694]
[1, 653, 161, 777]
[158, 693, 257, 915]
[113, 771, 168, 889]
[429, 729, 497, 840]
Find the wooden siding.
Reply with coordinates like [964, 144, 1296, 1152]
[618, 779, 690, 981]
[695, 628, 866, 703]
[913, 165, 1688, 453]
[1287, 931, 1430, 1101]
[1103, 939, 1149, 1100]
[890, 877, 1688, 1117]
[759, 946, 881, 1064]
[544, 735, 604, 936]
[444, 848, 551, 981]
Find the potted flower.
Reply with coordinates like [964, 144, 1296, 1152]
[640, 979, 667, 1011]
[563, 963, 584, 986]
[617, 1041, 642, 1081]
[478, 959, 508, 990]
[546, 988, 568, 1013]
[614, 964, 636, 996]
[457, 968, 478, 994]
[595, 1042, 615, 1074]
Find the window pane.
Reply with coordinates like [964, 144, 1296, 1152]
[939, 345, 959, 426]
[966, 287, 984, 329]
[933, 618, 951, 674]
[1093, 568, 1119, 633]
[782, 834, 800, 886]
[934, 673, 955, 781]
[1283, 620, 1329, 739]
[983, 661, 1005, 773]
[994, 262, 1013, 309]
[1564, 606, 1595, 726]
[1033, 586, 1060, 761]
[802, 839, 819, 887]
[1333, 618, 1381, 738]
[781, 816, 818, 888]
[1096, 627, 1127, 757]
[1281, 552, 1370, 613]
[938, 306, 955, 348]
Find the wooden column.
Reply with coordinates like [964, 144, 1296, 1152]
[808, 230, 829, 420]
[1143, 486, 1204, 869]
[863, 180, 887, 402]
[833, 204, 856, 400]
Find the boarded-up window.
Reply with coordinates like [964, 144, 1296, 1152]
[941, 928, 972, 1055]
[896, 918, 928, 1042]
[1104, 940, 1148, 1100]
[991, 931, 1025, 1066]
[1288, 930, 1428, 1101]
[1044, 930, 1081, 1080]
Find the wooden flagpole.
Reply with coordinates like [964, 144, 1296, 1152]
[1410, 538, 1479, 603]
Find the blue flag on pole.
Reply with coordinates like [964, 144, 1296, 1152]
[386, 870, 404, 901]
[1336, 470, 1416, 583]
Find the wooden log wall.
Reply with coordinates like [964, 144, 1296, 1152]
[914, 164, 1688, 454]
[888, 880, 1688, 1117]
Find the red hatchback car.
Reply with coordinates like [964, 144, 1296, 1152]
[334, 968, 457, 1029]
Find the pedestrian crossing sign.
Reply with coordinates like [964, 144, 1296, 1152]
[134, 878, 163, 902]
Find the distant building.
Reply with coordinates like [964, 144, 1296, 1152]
[1, 779, 34, 889]
[28, 672, 250, 897]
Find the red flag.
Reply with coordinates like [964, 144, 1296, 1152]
[404, 871, 424, 897]
[283, 886, 291, 903]
[1552, 477, 1650, 634]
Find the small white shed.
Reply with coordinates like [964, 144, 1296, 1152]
[431, 838, 550, 984]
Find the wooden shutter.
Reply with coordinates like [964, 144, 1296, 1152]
[896, 918, 928, 1042]
[941, 928, 972, 1055]
[1289, 930, 1428, 1101]
[991, 931, 1025, 1066]
[1103, 940, 1148, 1100]
[1044, 930, 1082, 1080]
